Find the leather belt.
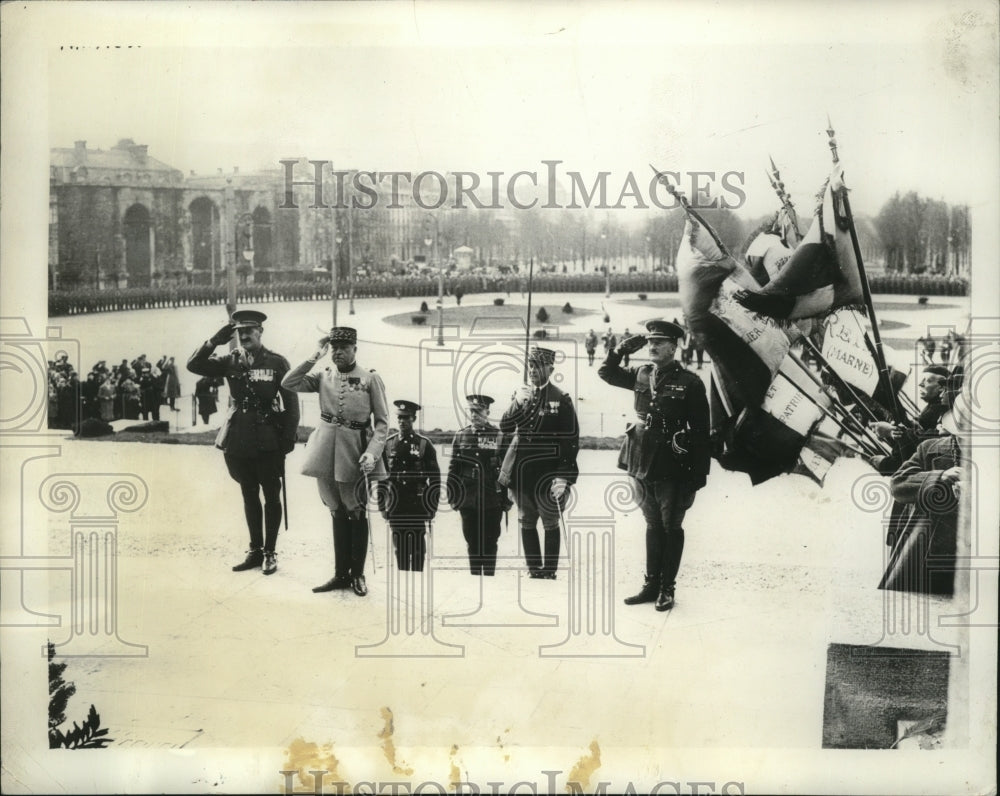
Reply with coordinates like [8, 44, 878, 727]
[320, 412, 369, 430]
[639, 414, 683, 432]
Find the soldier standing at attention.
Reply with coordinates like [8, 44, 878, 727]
[598, 320, 710, 611]
[187, 310, 300, 576]
[282, 327, 389, 597]
[499, 347, 579, 579]
[448, 395, 510, 576]
[379, 400, 440, 572]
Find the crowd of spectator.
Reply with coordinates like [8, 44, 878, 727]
[47, 352, 183, 430]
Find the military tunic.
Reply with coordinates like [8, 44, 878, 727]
[598, 350, 710, 591]
[282, 359, 389, 485]
[448, 422, 509, 575]
[499, 382, 579, 575]
[282, 356, 389, 580]
[380, 430, 441, 571]
[187, 342, 300, 555]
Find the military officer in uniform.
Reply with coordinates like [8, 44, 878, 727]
[282, 327, 389, 597]
[448, 395, 510, 576]
[598, 319, 710, 611]
[499, 347, 579, 579]
[379, 400, 441, 572]
[187, 310, 300, 576]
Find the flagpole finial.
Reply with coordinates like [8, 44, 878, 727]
[650, 164, 690, 211]
[825, 115, 839, 165]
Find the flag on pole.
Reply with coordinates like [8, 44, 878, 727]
[676, 217, 790, 416]
[820, 308, 910, 415]
[734, 163, 865, 321]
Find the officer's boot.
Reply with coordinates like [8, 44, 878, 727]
[521, 523, 543, 576]
[541, 524, 561, 579]
[313, 508, 352, 592]
[623, 574, 659, 605]
[654, 583, 675, 612]
[350, 510, 370, 596]
[232, 547, 263, 572]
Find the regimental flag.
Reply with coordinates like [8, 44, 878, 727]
[734, 163, 864, 320]
[743, 204, 800, 287]
[712, 351, 867, 486]
[676, 217, 790, 417]
[793, 431, 855, 487]
[821, 309, 910, 417]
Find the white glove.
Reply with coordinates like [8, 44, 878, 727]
[313, 339, 331, 361]
[550, 477, 568, 501]
[359, 452, 377, 473]
[514, 384, 534, 405]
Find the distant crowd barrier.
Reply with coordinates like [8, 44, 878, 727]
[48, 272, 969, 316]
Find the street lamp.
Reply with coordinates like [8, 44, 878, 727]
[333, 232, 342, 326]
[424, 216, 444, 346]
[601, 230, 610, 297]
[347, 207, 356, 315]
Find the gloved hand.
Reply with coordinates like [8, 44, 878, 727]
[550, 477, 568, 501]
[210, 322, 235, 347]
[359, 452, 377, 473]
[617, 335, 647, 356]
[513, 384, 534, 405]
[312, 338, 331, 361]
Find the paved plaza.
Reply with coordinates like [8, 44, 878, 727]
[2, 291, 984, 793]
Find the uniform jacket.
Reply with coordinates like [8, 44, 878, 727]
[379, 431, 441, 521]
[282, 358, 388, 482]
[448, 422, 508, 511]
[195, 376, 221, 416]
[887, 434, 961, 595]
[499, 382, 579, 489]
[187, 342, 300, 458]
[890, 435, 960, 552]
[598, 351, 710, 489]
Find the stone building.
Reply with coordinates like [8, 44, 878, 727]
[49, 140, 338, 289]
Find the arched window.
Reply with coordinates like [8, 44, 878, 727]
[189, 197, 220, 275]
[252, 206, 272, 270]
[123, 203, 152, 286]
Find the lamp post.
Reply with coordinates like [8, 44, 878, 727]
[333, 232, 342, 326]
[601, 229, 610, 297]
[347, 204, 356, 315]
[424, 213, 443, 346]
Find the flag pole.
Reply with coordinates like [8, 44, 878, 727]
[776, 369, 884, 457]
[786, 350, 890, 453]
[523, 256, 535, 380]
[825, 119, 905, 425]
[798, 336, 883, 425]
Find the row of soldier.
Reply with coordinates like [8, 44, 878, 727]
[187, 311, 710, 613]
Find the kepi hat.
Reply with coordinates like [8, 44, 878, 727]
[327, 327, 358, 345]
[527, 346, 556, 366]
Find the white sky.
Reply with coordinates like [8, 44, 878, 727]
[39, 1, 1000, 220]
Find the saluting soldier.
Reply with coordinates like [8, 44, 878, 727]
[282, 327, 389, 597]
[499, 347, 579, 579]
[448, 395, 511, 576]
[598, 319, 710, 611]
[379, 400, 440, 572]
[187, 310, 300, 576]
